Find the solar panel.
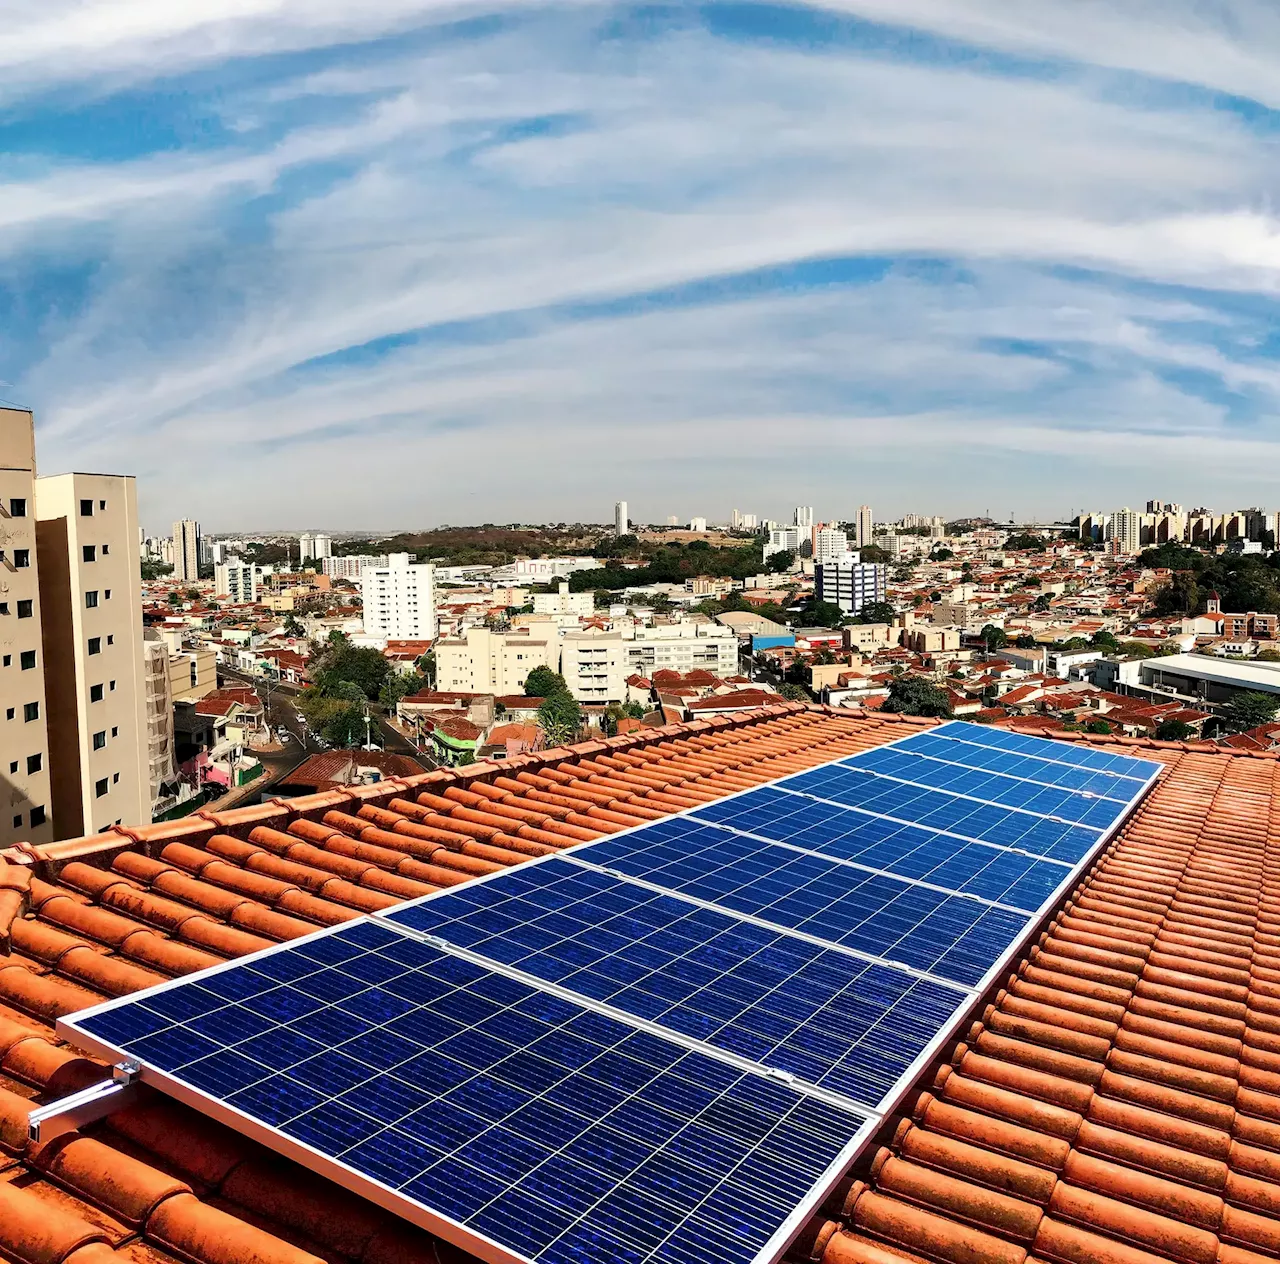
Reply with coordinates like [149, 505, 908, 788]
[383, 858, 965, 1110]
[59, 721, 1161, 1264]
[64, 918, 873, 1264]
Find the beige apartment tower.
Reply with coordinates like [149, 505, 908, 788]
[0, 408, 53, 844]
[37, 473, 148, 837]
[172, 518, 200, 582]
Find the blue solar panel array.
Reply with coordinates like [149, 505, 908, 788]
[386, 859, 962, 1108]
[70, 919, 869, 1264]
[62, 720, 1160, 1264]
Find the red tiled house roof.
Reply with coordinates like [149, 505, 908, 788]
[4, 708, 1280, 1264]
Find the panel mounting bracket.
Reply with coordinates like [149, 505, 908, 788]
[27, 1061, 140, 1145]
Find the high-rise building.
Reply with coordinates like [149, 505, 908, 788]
[688, 517, 708, 532]
[614, 502, 628, 537]
[360, 553, 437, 641]
[815, 552, 889, 616]
[764, 526, 803, 561]
[854, 505, 874, 549]
[299, 532, 333, 563]
[813, 527, 850, 563]
[171, 519, 200, 581]
[1107, 508, 1142, 555]
[142, 629, 176, 817]
[323, 554, 388, 580]
[36, 472, 148, 839]
[214, 560, 261, 603]
[0, 407, 53, 845]
[794, 506, 814, 531]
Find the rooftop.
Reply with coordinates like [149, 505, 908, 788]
[0, 706, 1278, 1264]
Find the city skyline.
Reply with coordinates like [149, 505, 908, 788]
[7, 4, 1280, 526]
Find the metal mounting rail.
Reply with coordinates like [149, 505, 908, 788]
[27, 1062, 140, 1145]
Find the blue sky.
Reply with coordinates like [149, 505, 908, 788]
[6, 1, 1280, 531]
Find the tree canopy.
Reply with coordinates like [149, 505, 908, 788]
[1154, 718, 1196, 741]
[1219, 691, 1280, 735]
[980, 624, 1008, 651]
[880, 675, 953, 718]
[854, 600, 895, 625]
[310, 643, 390, 701]
[524, 666, 570, 698]
[537, 692, 582, 746]
[1004, 533, 1047, 552]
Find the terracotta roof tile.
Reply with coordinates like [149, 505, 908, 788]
[5, 708, 1280, 1264]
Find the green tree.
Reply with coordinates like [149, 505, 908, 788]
[1117, 641, 1157, 659]
[379, 672, 424, 707]
[1257, 648, 1280, 662]
[282, 614, 305, 637]
[140, 560, 173, 581]
[1153, 573, 1201, 616]
[623, 701, 646, 719]
[1015, 634, 1037, 648]
[524, 666, 570, 698]
[930, 548, 954, 561]
[777, 683, 810, 702]
[859, 545, 891, 564]
[856, 600, 895, 625]
[167, 590, 182, 606]
[980, 624, 1009, 651]
[537, 692, 582, 745]
[1005, 533, 1047, 551]
[1155, 718, 1196, 741]
[881, 675, 953, 718]
[767, 549, 795, 573]
[1219, 691, 1280, 735]
[1033, 593, 1051, 612]
[799, 601, 846, 629]
[313, 645, 390, 700]
[1090, 630, 1119, 651]
[417, 651, 436, 687]
[1086, 719, 1112, 735]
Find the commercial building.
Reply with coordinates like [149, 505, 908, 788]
[814, 552, 889, 616]
[434, 626, 556, 694]
[764, 525, 803, 561]
[360, 553, 436, 641]
[0, 407, 53, 845]
[214, 559, 262, 604]
[614, 501, 627, 537]
[171, 518, 200, 581]
[36, 472, 148, 838]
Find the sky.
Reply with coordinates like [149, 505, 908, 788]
[5, 2, 1280, 532]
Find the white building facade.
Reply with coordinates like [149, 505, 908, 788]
[815, 553, 889, 616]
[360, 553, 437, 641]
[214, 560, 262, 604]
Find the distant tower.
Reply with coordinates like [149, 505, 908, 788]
[794, 506, 814, 531]
[855, 505, 873, 549]
[614, 501, 628, 537]
[1207, 591, 1222, 614]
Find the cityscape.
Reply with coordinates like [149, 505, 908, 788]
[8, 7, 1280, 1264]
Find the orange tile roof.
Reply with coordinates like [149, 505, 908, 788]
[3, 709, 1280, 1264]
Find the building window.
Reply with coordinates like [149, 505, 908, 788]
[88, 637, 101, 655]
[8, 761, 15, 773]
[0, 604, 8, 616]
[83, 545, 96, 563]
[30, 806, 44, 827]
[9, 499, 25, 517]
[19, 651, 33, 670]
[112, 772, 119, 784]
[107, 635, 114, 646]
[11, 815, 18, 829]
[90, 684, 103, 702]
[16, 601, 30, 618]
[93, 731, 106, 750]
[99, 500, 106, 510]
[80, 499, 93, 516]
[2, 656, 9, 668]
[111, 726, 118, 737]
[103, 544, 110, 555]
[85, 591, 98, 608]
[95, 778, 108, 798]
[23, 702, 38, 722]
[26, 754, 40, 774]
[13, 550, 28, 568]
[109, 680, 116, 691]
[104, 589, 111, 600]
[4, 709, 11, 721]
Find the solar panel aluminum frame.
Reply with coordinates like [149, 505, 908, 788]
[376, 722, 1163, 1122]
[57, 917, 880, 1264]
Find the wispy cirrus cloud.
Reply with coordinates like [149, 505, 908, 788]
[4, 2, 1280, 528]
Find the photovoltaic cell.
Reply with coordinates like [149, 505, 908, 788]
[66, 919, 870, 1264]
[385, 858, 965, 1108]
[917, 721, 1160, 781]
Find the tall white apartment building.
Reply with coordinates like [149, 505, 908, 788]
[560, 630, 629, 703]
[794, 506, 815, 531]
[37, 473, 148, 838]
[435, 626, 554, 694]
[1107, 508, 1142, 555]
[625, 623, 739, 679]
[815, 553, 889, 616]
[172, 519, 200, 581]
[763, 525, 803, 561]
[614, 502, 628, 537]
[300, 532, 333, 562]
[324, 554, 388, 580]
[854, 505, 874, 549]
[214, 560, 262, 603]
[532, 582, 594, 616]
[813, 527, 850, 564]
[688, 517, 708, 532]
[0, 408, 53, 844]
[361, 553, 437, 641]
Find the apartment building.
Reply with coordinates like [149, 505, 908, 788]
[143, 630, 176, 815]
[169, 646, 217, 702]
[299, 532, 332, 562]
[624, 623, 739, 679]
[172, 519, 200, 581]
[813, 527, 849, 564]
[435, 626, 555, 694]
[532, 582, 595, 617]
[560, 630, 629, 703]
[814, 553, 888, 615]
[323, 554, 387, 580]
[37, 472, 148, 837]
[0, 408, 53, 844]
[214, 559, 262, 603]
[360, 553, 436, 641]
[854, 505, 873, 549]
